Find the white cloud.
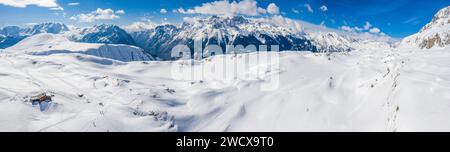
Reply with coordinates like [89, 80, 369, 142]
[320, 5, 328, 12]
[304, 3, 313, 13]
[23, 22, 38, 26]
[340, 26, 354, 32]
[369, 27, 381, 34]
[340, 21, 384, 35]
[175, 0, 268, 17]
[160, 8, 168, 14]
[267, 3, 280, 14]
[291, 8, 300, 14]
[0, 0, 59, 8]
[260, 15, 303, 33]
[123, 22, 156, 32]
[183, 16, 201, 25]
[173, 8, 185, 13]
[173, 8, 184, 13]
[139, 15, 154, 22]
[49, 6, 63, 11]
[68, 2, 79, 6]
[116, 9, 125, 14]
[70, 8, 125, 23]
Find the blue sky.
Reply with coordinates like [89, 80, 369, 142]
[0, 0, 449, 38]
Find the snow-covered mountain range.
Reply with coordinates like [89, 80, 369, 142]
[127, 16, 368, 59]
[1, 16, 393, 60]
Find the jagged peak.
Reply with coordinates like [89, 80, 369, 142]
[183, 15, 250, 26]
[434, 6, 450, 20]
[34, 22, 66, 26]
[82, 24, 129, 34]
[420, 6, 450, 32]
[31, 22, 69, 29]
[231, 16, 249, 23]
[401, 6, 450, 49]
[92, 24, 121, 30]
[155, 24, 177, 30]
[2, 25, 21, 30]
[26, 22, 69, 35]
[0, 26, 23, 36]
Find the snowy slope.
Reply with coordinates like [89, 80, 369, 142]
[6, 33, 152, 62]
[1, 42, 450, 131]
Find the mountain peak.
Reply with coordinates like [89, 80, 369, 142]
[434, 6, 450, 20]
[184, 15, 250, 27]
[27, 22, 69, 35]
[231, 16, 249, 24]
[91, 24, 122, 31]
[95, 24, 118, 28]
[402, 6, 450, 49]
[79, 24, 136, 46]
[420, 6, 450, 32]
[1, 26, 23, 36]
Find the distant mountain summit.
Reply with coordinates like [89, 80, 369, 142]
[402, 6, 450, 49]
[7, 33, 152, 62]
[77, 24, 136, 46]
[1, 26, 24, 36]
[26, 22, 69, 35]
[0, 23, 69, 49]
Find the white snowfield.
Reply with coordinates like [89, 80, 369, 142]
[1, 42, 450, 131]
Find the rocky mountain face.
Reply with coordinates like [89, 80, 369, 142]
[402, 6, 450, 49]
